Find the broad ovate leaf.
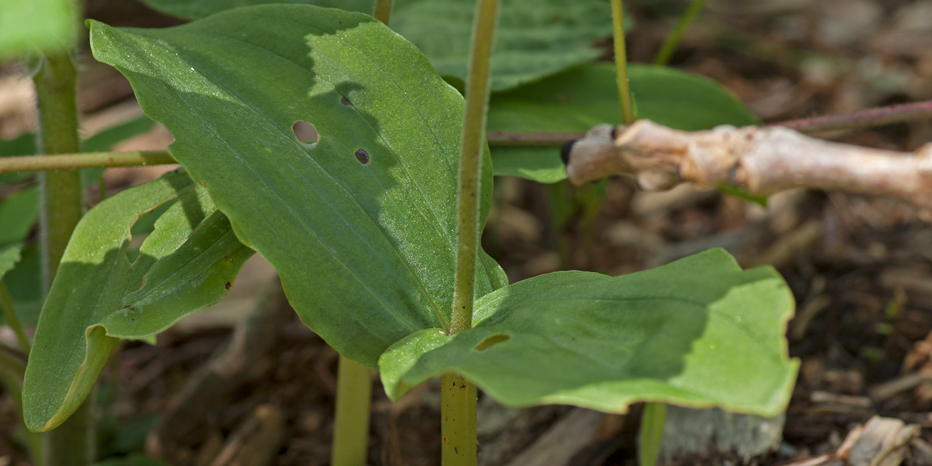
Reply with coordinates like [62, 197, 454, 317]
[380, 248, 797, 416]
[135, 0, 620, 92]
[0, 243, 22, 278]
[488, 63, 760, 183]
[0, 0, 76, 59]
[89, 5, 507, 368]
[23, 170, 252, 432]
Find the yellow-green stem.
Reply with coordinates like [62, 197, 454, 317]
[441, 373, 477, 466]
[34, 50, 93, 466]
[638, 402, 666, 466]
[611, 0, 635, 124]
[443, 0, 499, 464]
[331, 355, 373, 466]
[373, 0, 393, 25]
[0, 281, 30, 354]
[0, 150, 175, 174]
[653, 0, 709, 65]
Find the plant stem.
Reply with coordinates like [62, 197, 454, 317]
[442, 0, 499, 464]
[451, 0, 498, 336]
[486, 131, 585, 146]
[441, 373, 477, 466]
[653, 0, 709, 65]
[610, 0, 634, 125]
[0, 281, 30, 354]
[373, 0, 393, 25]
[331, 355, 373, 466]
[772, 99, 932, 133]
[0, 150, 175, 174]
[34, 50, 93, 466]
[638, 402, 666, 466]
[0, 350, 26, 378]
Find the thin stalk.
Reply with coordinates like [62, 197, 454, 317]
[0, 350, 26, 378]
[771, 99, 932, 133]
[34, 50, 93, 466]
[373, 0, 393, 25]
[442, 0, 499, 464]
[330, 355, 373, 466]
[0, 281, 30, 354]
[0, 150, 174, 174]
[638, 402, 666, 466]
[610, 0, 634, 124]
[652, 0, 709, 65]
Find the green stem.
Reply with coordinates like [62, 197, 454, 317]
[0, 350, 26, 378]
[34, 50, 93, 466]
[610, 0, 634, 125]
[652, 0, 709, 65]
[442, 0, 499, 464]
[441, 373, 477, 466]
[0, 150, 175, 174]
[373, 0, 393, 25]
[330, 355, 373, 466]
[0, 280, 30, 354]
[638, 402, 666, 466]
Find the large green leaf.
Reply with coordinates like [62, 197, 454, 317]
[0, 188, 39, 247]
[89, 5, 507, 369]
[23, 170, 252, 432]
[136, 0, 620, 92]
[488, 63, 761, 183]
[0, 0, 76, 59]
[381, 249, 797, 415]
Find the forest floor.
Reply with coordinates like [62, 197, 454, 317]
[3, 0, 932, 465]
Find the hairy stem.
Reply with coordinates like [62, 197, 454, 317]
[373, 0, 393, 25]
[611, 0, 634, 124]
[443, 0, 499, 464]
[653, 0, 709, 65]
[331, 355, 373, 466]
[0, 150, 175, 173]
[0, 281, 30, 354]
[34, 50, 93, 466]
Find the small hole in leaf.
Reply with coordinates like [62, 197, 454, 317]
[473, 333, 510, 351]
[355, 148, 370, 164]
[292, 121, 319, 148]
[340, 96, 351, 106]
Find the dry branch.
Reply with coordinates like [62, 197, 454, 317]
[564, 121, 932, 211]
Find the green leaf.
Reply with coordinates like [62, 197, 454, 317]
[0, 187, 39, 247]
[2, 243, 42, 325]
[88, 5, 507, 369]
[135, 0, 622, 92]
[488, 63, 760, 183]
[380, 248, 798, 417]
[23, 170, 252, 432]
[0, 133, 38, 185]
[0, 0, 76, 59]
[0, 243, 22, 278]
[139, 0, 372, 20]
[391, 0, 620, 91]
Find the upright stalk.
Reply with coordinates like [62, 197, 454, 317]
[610, 0, 634, 125]
[611, 3, 667, 464]
[652, 0, 709, 65]
[0, 281, 30, 354]
[34, 51, 92, 466]
[373, 0, 393, 25]
[442, 0, 499, 464]
[330, 356, 373, 466]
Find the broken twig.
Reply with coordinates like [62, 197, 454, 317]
[563, 122, 932, 211]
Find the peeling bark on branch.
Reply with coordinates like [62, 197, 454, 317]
[564, 121, 932, 211]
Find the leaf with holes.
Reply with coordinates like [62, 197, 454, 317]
[489, 63, 761, 183]
[380, 248, 798, 416]
[23, 170, 252, 432]
[88, 5, 507, 369]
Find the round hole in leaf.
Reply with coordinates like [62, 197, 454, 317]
[292, 121, 319, 148]
[474, 333, 511, 351]
[340, 96, 351, 106]
[355, 148, 370, 164]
